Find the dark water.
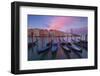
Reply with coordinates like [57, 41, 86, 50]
[28, 36, 88, 61]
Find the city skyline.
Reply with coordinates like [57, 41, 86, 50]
[28, 15, 88, 35]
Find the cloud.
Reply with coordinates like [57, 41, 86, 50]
[48, 16, 73, 30]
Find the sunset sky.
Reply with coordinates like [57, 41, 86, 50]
[28, 15, 88, 35]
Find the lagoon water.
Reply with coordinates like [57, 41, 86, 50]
[28, 36, 88, 61]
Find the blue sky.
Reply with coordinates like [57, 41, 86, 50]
[28, 15, 88, 34]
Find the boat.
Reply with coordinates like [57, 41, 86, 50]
[51, 42, 58, 59]
[38, 40, 58, 59]
[37, 41, 51, 54]
[60, 43, 71, 53]
[66, 42, 82, 52]
[70, 43, 82, 53]
[72, 39, 87, 50]
[58, 38, 71, 59]
[66, 42, 82, 58]
[28, 39, 38, 50]
[60, 43, 71, 59]
[51, 43, 58, 52]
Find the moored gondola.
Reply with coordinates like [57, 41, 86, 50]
[72, 39, 87, 50]
[70, 42, 82, 53]
[60, 43, 71, 59]
[58, 38, 71, 59]
[60, 43, 71, 53]
[28, 40, 38, 50]
[51, 43, 58, 52]
[51, 41, 58, 59]
[66, 42, 82, 58]
[61, 39, 82, 52]
[37, 41, 51, 54]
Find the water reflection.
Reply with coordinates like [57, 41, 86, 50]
[28, 35, 88, 61]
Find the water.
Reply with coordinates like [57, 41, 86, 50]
[28, 36, 88, 61]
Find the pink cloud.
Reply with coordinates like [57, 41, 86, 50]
[48, 16, 73, 30]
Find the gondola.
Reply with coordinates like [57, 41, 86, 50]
[59, 38, 71, 52]
[38, 40, 58, 59]
[66, 42, 82, 58]
[76, 42, 87, 50]
[37, 41, 51, 54]
[51, 42, 58, 59]
[72, 39, 87, 50]
[66, 42, 82, 53]
[60, 43, 71, 59]
[28, 40, 38, 50]
[79, 40, 87, 50]
[60, 43, 71, 52]
[70, 42, 82, 53]
[51, 43, 58, 52]
[58, 38, 71, 59]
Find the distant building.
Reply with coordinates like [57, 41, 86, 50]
[28, 28, 80, 38]
[49, 29, 66, 37]
[39, 29, 49, 37]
